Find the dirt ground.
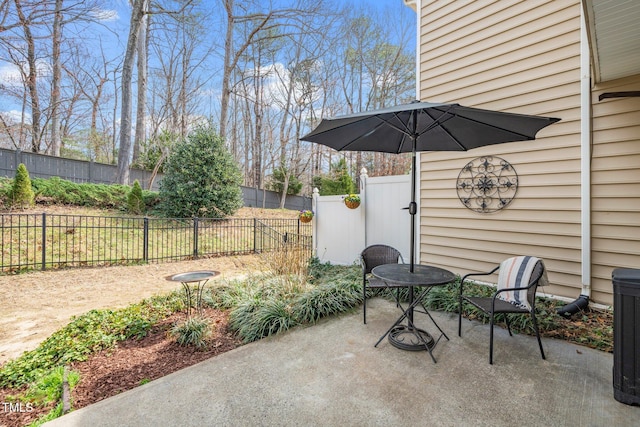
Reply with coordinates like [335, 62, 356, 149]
[0, 207, 298, 365]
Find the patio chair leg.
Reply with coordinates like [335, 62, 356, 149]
[489, 315, 495, 365]
[363, 286, 367, 324]
[505, 315, 513, 336]
[532, 314, 546, 360]
[458, 298, 463, 337]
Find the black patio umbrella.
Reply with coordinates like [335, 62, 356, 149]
[300, 100, 560, 271]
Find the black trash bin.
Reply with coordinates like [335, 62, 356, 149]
[612, 268, 640, 406]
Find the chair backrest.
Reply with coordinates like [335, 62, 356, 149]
[526, 259, 545, 305]
[360, 244, 403, 275]
[497, 256, 545, 310]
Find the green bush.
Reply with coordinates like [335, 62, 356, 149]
[0, 176, 12, 206]
[229, 299, 297, 343]
[171, 317, 211, 348]
[9, 163, 35, 208]
[27, 177, 159, 211]
[267, 165, 303, 195]
[127, 180, 144, 214]
[21, 366, 80, 407]
[312, 158, 356, 196]
[31, 177, 127, 208]
[158, 126, 243, 218]
[217, 261, 363, 343]
[14, 366, 81, 426]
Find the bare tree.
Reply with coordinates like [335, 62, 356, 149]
[116, 0, 146, 184]
[220, 0, 326, 141]
[132, 0, 149, 164]
[0, 0, 106, 153]
[220, 0, 272, 140]
[49, 0, 62, 155]
[13, 0, 42, 152]
[116, 0, 193, 185]
[147, 3, 213, 141]
[63, 40, 120, 162]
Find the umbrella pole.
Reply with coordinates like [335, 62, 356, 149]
[408, 131, 417, 325]
[409, 109, 418, 274]
[410, 149, 416, 273]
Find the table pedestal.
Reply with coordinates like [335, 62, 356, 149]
[388, 325, 435, 351]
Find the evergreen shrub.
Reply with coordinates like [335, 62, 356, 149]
[158, 126, 243, 218]
[127, 180, 144, 214]
[9, 163, 35, 208]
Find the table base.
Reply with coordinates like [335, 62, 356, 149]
[388, 325, 435, 351]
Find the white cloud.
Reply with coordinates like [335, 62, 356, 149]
[0, 63, 23, 87]
[92, 9, 119, 22]
[0, 110, 29, 124]
[0, 58, 52, 87]
[240, 62, 323, 110]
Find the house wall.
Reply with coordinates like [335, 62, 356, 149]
[590, 76, 640, 303]
[417, 1, 586, 301]
[416, 0, 640, 305]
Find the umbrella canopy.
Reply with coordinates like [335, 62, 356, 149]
[300, 101, 560, 154]
[300, 100, 560, 271]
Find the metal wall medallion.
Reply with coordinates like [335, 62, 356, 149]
[456, 156, 518, 213]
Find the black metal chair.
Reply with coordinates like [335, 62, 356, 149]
[458, 257, 547, 364]
[360, 244, 404, 324]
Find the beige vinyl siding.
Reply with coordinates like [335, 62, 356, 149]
[418, 1, 583, 301]
[590, 76, 640, 304]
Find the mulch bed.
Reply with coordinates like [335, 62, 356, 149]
[0, 309, 241, 427]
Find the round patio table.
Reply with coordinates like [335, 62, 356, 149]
[166, 270, 219, 319]
[372, 263, 456, 363]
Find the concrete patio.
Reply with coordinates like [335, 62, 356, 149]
[45, 298, 638, 426]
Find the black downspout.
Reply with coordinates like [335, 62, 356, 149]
[556, 294, 590, 317]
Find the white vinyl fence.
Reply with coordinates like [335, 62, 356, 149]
[312, 169, 412, 266]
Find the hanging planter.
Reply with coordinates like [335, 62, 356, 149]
[299, 210, 314, 223]
[344, 194, 361, 209]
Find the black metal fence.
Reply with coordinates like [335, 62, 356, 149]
[0, 213, 312, 273]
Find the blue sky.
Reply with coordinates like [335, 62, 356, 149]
[0, 0, 416, 122]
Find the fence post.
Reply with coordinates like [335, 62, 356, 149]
[143, 217, 149, 262]
[253, 218, 257, 253]
[193, 217, 199, 257]
[312, 187, 319, 257]
[41, 212, 46, 271]
[360, 167, 368, 247]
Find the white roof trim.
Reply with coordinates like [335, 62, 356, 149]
[582, 0, 640, 83]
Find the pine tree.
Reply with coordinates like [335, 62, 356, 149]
[127, 180, 144, 214]
[10, 163, 35, 208]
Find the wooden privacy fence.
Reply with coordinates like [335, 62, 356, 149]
[0, 213, 312, 273]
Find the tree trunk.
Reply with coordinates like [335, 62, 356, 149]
[133, 0, 149, 165]
[116, 0, 145, 184]
[14, 0, 42, 152]
[219, 0, 234, 139]
[49, 0, 63, 156]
